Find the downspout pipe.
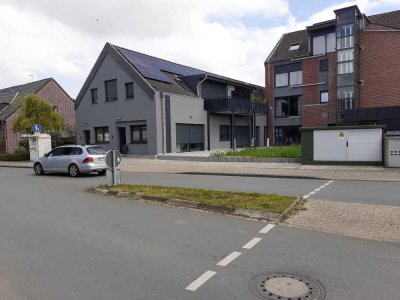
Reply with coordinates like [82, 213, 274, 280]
[196, 74, 208, 98]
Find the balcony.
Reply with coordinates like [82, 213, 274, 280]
[204, 97, 267, 115]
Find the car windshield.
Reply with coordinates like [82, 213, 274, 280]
[86, 146, 107, 155]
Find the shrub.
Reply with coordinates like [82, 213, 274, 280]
[0, 151, 30, 161]
[19, 138, 29, 151]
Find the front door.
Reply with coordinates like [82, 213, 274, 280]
[83, 130, 90, 145]
[118, 127, 127, 153]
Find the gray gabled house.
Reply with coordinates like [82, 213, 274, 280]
[75, 43, 267, 155]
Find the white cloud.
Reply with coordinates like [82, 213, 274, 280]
[0, 0, 399, 97]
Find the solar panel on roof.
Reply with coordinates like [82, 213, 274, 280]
[115, 46, 204, 83]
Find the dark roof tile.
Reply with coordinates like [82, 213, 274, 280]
[368, 10, 400, 30]
[0, 78, 51, 121]
[266, 30, 309, 63]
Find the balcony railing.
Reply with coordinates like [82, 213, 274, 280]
[204, 97, 267, 115]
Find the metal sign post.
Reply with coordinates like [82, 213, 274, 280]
[105, 150, 122, 186]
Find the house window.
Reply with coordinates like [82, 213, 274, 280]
[91, 88, 98, 104]
[337, 24, 354, 37]
[337, 36, 354, 50]
[319, 59, 328, 72]
[289, 43, 301, 51]
[275, 73, 288, 87]
[105, 79, 118, 101]
[313, 35, 325, 55]
[320, 91, 329, 103]
[125, 82, 134, 99]
[131, 125, 147, 143]
[337, 49, 354, 62]
[338, 61, 354, 74]
[275, 96, 301, 117]
[95, 127, 110, 143]
[289, 71, 302, 86]
[275, 126, 301, 146]
[313, 33, 336, 55]
[219, 125, 230, 141]
[337, 87, 354, 110]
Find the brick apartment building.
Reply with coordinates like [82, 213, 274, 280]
[265, 5, 400, 145]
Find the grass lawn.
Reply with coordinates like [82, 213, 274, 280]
[212, 145, 301, 158]
[99, 184, 295, 214]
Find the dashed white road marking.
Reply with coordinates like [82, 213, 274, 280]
[242, 237, 262, 249]
[217, 251, 242, 267]
[185, 270, 217, 291]
[259, 224, 275, 234]
[303, 180, 334, 199]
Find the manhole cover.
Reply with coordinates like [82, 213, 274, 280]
[250, 272, 326, 300]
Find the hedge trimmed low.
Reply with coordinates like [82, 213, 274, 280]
[0, 151, 30, 161]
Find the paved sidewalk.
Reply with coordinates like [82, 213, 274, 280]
[285, 199, 400, 243]
[1, 158, 400, 181]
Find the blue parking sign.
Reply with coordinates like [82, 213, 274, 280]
[32, 124, 42, 133]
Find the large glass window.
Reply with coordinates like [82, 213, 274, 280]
[95, 127, 110, 143]
[338, 61, 354, 74]
[275, 73, 288, 87]
[313, 33, 336, 55]
[337, 36, 354, 50]
[289, 71, 302, 85]
[337, 49, 354, 62]
[131, 125, 147, 143]
[219, 125, 230, 141]
[326, 33, 336, 52]
[337, 87, 354, 110]
[275, 96, 301, 117]
[105, 79, 118, 102]
[337, 24, 354, 37]
[313, 35, 325, 55]
[275, 126, 301, 146]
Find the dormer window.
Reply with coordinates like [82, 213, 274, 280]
[289, 43, 301, 51]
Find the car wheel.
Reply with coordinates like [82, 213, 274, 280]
[68, 164, 80, 177]
[34, 163, 44, 175]
[97, 170, 106, 175]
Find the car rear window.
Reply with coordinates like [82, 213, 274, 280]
[86, 146, 107, 155]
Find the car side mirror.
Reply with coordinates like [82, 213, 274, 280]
[44, 153, 49, 157]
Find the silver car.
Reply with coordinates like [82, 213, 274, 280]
[33, 145, 107, 177]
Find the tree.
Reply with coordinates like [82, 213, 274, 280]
[12, 94, 64, 134]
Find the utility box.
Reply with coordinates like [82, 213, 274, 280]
[28, 133, 52, 161]
[301, 125, 385, 165]
[385, 133, 400, 168]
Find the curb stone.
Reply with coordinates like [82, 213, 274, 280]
[92, 187, 294, 222]
[282, 197, 304, 217]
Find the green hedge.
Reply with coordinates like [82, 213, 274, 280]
[0, 151, 30, 161]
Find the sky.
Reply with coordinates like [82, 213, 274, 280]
[0, 0, 399, 98]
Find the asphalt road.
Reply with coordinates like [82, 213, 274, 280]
[0, 167, 399, 299]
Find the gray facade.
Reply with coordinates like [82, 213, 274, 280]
[76, 43, 267, 155]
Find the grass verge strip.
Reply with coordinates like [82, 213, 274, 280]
[99, 184, 295, 214]
[212, 145, 301, 158]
